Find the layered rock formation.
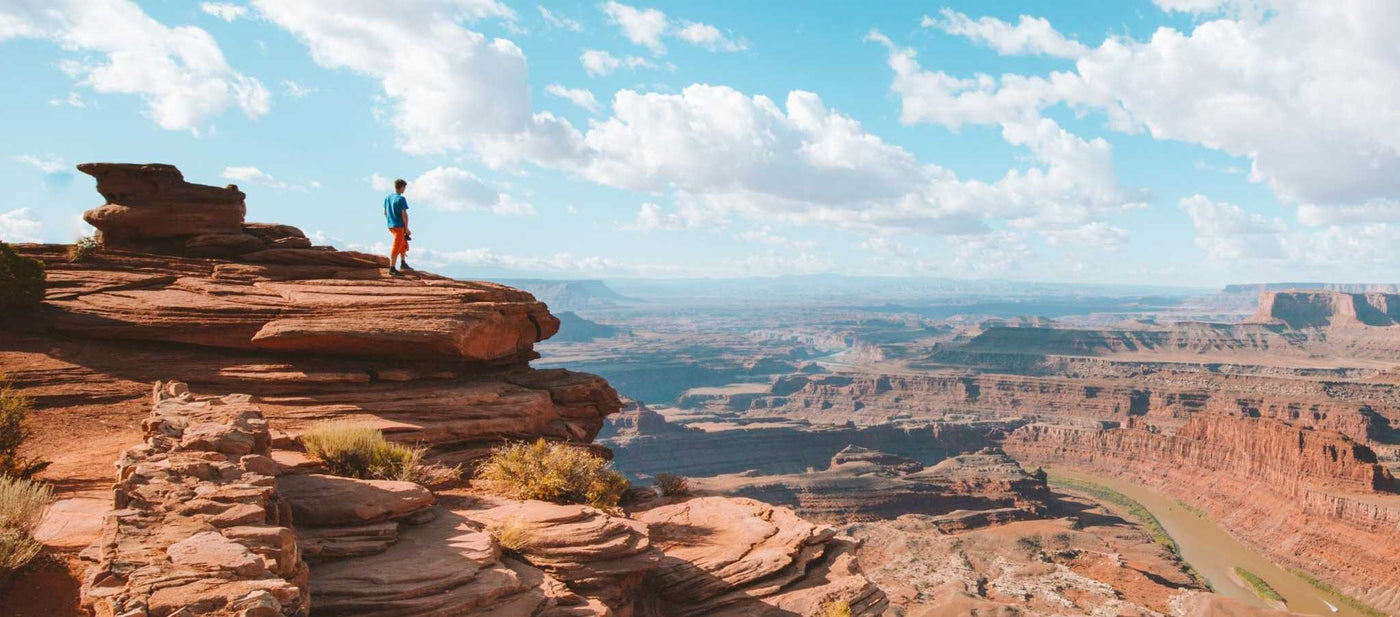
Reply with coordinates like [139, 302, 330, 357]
[81, 383, 308, 617]
[78, 163, 321, 260]
[1006, 416, 1400, 613]
[1246, 290, 1400, 328]
[693, 447, 1049, 523]
[634, 497, 887, 616]
[18, 162, 896, 617]
[850, 504, 1209, 615]
[15, 163, 619, 470]
[598, 401, 1013, 478]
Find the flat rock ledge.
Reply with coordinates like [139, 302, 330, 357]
[81, 381, 309, 617]
[635, 496, 889, 617]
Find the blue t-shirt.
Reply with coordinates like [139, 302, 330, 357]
[384, 193, 408, 228]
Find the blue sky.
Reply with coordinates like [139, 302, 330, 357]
[2, 0, 1398, 286]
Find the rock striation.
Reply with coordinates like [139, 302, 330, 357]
[599, 402, 1012, 478]
[81, 382, 309, 617]
[14, 162, 622, 471]
[634, 497, 887, 616]
[1245, 290, 1400, 328]
[1010, 416, 1392, 492]
[694, 447, 1049, 523]
[465, 498, 661, 613]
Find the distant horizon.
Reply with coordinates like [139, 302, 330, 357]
[5, 1, 1399, 286]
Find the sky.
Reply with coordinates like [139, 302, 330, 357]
[1, 0, 1398, 287]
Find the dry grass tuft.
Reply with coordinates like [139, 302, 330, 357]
[301, 420, 459, 485]
[0, 476, 52, 572]
[817, 600, 852, 617]
[474, 439, 629, 508]
[487, 517, 538, 554]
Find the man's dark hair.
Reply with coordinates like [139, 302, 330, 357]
[394, 178, 407, 189]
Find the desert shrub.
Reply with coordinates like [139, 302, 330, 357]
[0, 476, 52, 572]
[0, 383, 49, 480]
[816, 601, 852, 617]
[1234, 567, 1285, 603]
[475, 439, 630, 508]
[0, 243, 45, 315]
[67, 235, 101, 262]
[652, 472, 689, 497]
[301, 420, 458, 485]
[487, 517, 537, 554]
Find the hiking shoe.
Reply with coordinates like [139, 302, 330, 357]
[400, 261, 414, 271]
[388, 267, 401, 276]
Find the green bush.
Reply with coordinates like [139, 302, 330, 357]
[1234, 567, 1285, 603]
[0, 383, 49, 480]
[475, 439, 630, 508]
[0, 475, 52, 572]
[67, 235, 101, 262]
[653, 472, 689, 497]
[0, 243, 45, 315]
[301, 420, 458, 485]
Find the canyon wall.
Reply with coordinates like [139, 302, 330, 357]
[1246, 290, 1400, 328]
[598, 403, 1013, 478]
[698, 363, 1400, 444]
[1005, 417, 1400, 613]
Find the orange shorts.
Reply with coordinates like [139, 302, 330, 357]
[390, 227, 409, 256]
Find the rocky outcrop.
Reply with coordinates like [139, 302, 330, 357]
[81, 382, 308, 617]
[599, 403, 1011, 478]
[851, 511, 1206, 615]
[29, 245, 557, 363]
[634, 497, 887, 616]
[78, 163, 318, 259]
[32, 162, 902, 617]
[695, 447, 1049, 523]
[1246, 290, 1400, 328]
[13, 162, 623, 468]
[466, 498, 661, 613]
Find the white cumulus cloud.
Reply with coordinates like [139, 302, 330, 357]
[579, 49, 654, 77]
[545, 84, 601, 113]
[884, 2, 1400, 225]
[600, 2, 747, 55]
[601, 1, 668, 54]
[676, 21, 747, 52]
[200, 2, 248, 21]
[1, 0, 270, 132]
[394, 166, 536, 216]
[0, 208, 43, 243]
[924, 9, 1087, 58]
[252, 0, 549, 157]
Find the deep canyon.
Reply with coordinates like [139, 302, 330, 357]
[4, 163, 1399, 617]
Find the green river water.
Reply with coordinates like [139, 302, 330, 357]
[1047, 468, 1369, 617]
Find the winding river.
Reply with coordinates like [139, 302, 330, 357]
[1047, 468, 1365, 617]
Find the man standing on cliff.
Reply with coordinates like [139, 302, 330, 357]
[384, 178, 412, 275]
